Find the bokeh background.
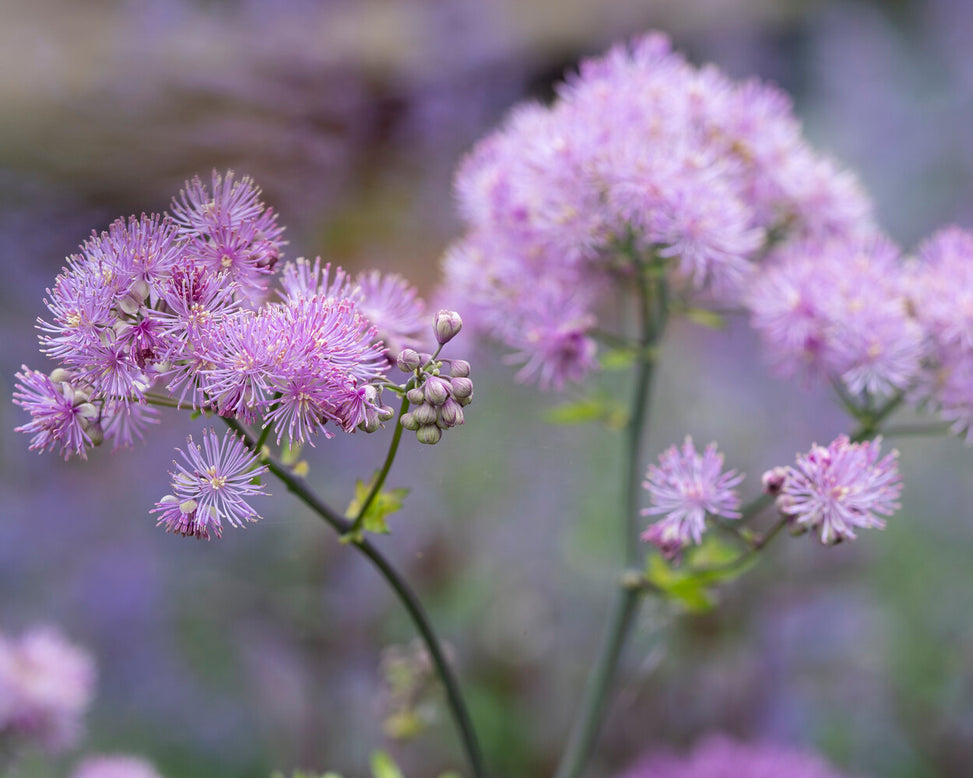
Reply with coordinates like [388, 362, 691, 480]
[2, 1, 973, 776]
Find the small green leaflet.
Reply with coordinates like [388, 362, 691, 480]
[370, 751, 405, 778]
[645, 534, 755, 613]
[345, 472, 409, 535]
[544, 395, 628, 430]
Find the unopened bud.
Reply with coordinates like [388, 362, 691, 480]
[449, 360, 471, 378]
[413, 402, 439, 426]
[449, 377, 473, 400]
[434, 310, 463, 345]
[49, 368, 73, 384]
[400, 412, 420, 431]
[761, 467, 789, 496]
[397, 348, 421, 372]
[424, 376, 451, 406]
[416, 424, 442, 445]
[85, 421, 105, 447]
[378, 404, 395, 421]
[438, 398, 464, 428]
[406, 387, 425, 405]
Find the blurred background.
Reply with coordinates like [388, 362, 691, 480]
[2, 1, 973, 776]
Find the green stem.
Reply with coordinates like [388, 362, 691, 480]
[223, 419, 486, 778]
[553, 583, 642, 778]
[556, 256, 667, 778]
[348, 395, 411, 536]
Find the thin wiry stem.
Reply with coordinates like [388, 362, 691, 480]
[222, 418, 486, 778]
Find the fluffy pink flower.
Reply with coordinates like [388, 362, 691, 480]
[0, 626, 96, 753]
[775, 435, 901, 545]
[619, 734, 858, 778]
[641, 437, 743, 556]
[72, 755, 163, 778]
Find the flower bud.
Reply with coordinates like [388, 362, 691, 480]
[416, 424, 442, 445]
[400, 412, 420, 431]
[413, 402, 439, 426]
[434, 310, 463, 345]
[449, 360, 471, 378]
[396, 348, 421, 372]
[761, 467, 789, 496]
[406, 387, 425, 405]
[423, 376, 451, 406]
[437, 398, 464, 428]
[378, 404, 395, 421]
[49, 368, 73, 384]
[449, 377, 473, 400]
[455, 394, 473, 407]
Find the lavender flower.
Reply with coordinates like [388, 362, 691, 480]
[356, 270, 427, 357]
[619, 734, 857, 778]
[152, 428, 268, 540]
[440, 31, 875, 389]
[170, 170, 285, 302]
[748, 236, 923, 395]
[72, 755, 163, 778]
[13, 367, 100, 459]
[641, 437, 743, 556]
[774, 435, 901, 545]
[0, 626, 96, 753]
[909, 226, 973, 438]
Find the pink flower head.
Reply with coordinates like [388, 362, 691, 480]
[171, 170, 285, 303]
[0, 626, 96, 753]
[13, 367, 100, 460]
[72, 755, 163, 778]
[641, 437, 743, 554]
[776, 435, 901, 545]
[355, 270, 428, 357]
[152, 428, 268, 540]
[619, 734, 857, 778]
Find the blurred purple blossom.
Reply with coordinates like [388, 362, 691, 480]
[641, 437, 743, 557]
[619, 734, 857, 778]
[0, 625, 96, 753]
[440, 31, 875, 389]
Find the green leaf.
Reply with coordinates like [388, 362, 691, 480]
[645, 556, 716, 613]
[370, 751, 405, 778]
[645, 534, 756, 613]
[544, 396, 627, 429]
[600, 346, 636, 371]
[683, 306, 727, 330]
[345, 474, 409, 535]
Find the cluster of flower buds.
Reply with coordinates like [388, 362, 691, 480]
[357, 385, 397, 434]
[397, 311, 473, 445]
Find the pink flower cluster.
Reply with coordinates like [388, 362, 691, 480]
[642, 435, 901, 555]
[0, 626, 95, 753]
[441, 32, 873, 389]
[619, 735, 858, 778]
[14, 172, 429, 463]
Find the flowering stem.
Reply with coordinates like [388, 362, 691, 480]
[556, 256, 668, 778]
[222, 418, 486, 778]
[553, 582, 643, 778]
[349, 395, 411, 536]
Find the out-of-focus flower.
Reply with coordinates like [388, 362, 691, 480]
[641, 437, 743, 557]
[440, 31, 874, 389]
[909, 226, 973, 439]
[619, 734, 858, 778]
[774, 435, 901, 545]
[152, 428, 268, 540]
[0, 626, 95, 753]
[72, 754, 163, 778]
[748, 236, 923, 396]
[355, 271, 427, 358]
